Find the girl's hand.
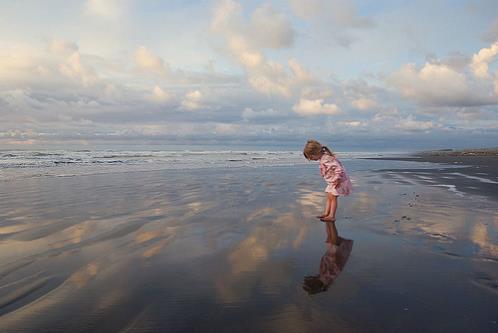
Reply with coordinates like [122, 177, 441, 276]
[333, 179, 341, 187]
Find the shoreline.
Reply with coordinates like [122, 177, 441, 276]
[362, 148, 498, 200]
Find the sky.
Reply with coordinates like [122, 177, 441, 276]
[1, 0, 498, 150]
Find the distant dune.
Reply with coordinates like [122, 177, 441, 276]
[420, 148, 498, 157]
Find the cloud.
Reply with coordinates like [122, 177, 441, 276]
[181, 90, 204, 110]
[248, 4, 294, 49]
[292, 98, 340, 116]
[212, 0, 294, 50]
[388, 43, 498, 107]
[211, 0, 312, 97]
[394, 115, 436, 131]
[1, 3, 497, 148]
[337, 120, 365, 128]
[289, 0, 375, 47]
[86, 0, 125, 19]
[389, 63, 467, 104]
[48, 39, 79, 56]
[150, 85, 172, 103]
[242, 107, 284, 122]
[388, 60, 498, 107]
[351, 97, 377, 111]
[134, 46, 170, 76]
[59, 51, 98, 86]
[470, 42, 498, 79]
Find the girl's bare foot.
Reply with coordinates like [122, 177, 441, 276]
[316, 214, 328, 219]
[320, 216, 336, 222]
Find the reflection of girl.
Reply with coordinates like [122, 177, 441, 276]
[303, 222, 353, 295]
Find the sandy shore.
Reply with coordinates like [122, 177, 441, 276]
[363, 149, 498, 200]
[0, 160, 496, 332]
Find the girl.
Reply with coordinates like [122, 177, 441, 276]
[303, 139, 352, 222]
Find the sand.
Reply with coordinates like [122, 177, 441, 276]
[364, 151, 498, 200]
[0, 159, 496, 332]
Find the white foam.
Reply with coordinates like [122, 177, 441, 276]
[448, 172, 498, 184]
[430, 184, 465, 197]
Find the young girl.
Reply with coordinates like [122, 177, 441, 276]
[303, 139, 352, 222]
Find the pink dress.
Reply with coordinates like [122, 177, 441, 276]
[319, 154, 352, 196]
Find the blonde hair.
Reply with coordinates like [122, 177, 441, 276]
[303, 139, 334, 159]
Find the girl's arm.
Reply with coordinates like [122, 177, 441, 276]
[322, 158, 343, 185]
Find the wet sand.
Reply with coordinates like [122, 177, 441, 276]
[364, 152, 498, 200]
[0, 161, 497, 332]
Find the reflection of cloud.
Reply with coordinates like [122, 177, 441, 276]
[349, 191, 377, 213]
[228, 213, 306, 273]
[142, 238, 173, 258]
[134, 227, 177, 258]
[187, 201, 204, 213]
[229, 232, 269, 274]
[0, 224, 29, 234]
[246, 207, 274, 222]
[60, 220, 98, 245]
[471, 222, 498, 258]
[292, 226, 308, 249]
[298, 190, 323, 210]
[215, 210, 307, 303]
[68, 262, 99, 288]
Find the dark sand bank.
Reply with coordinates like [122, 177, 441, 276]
[0, 160, 497, 332]
[363, 149, 498, 200]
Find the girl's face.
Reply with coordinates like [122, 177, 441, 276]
[306, 153, 321, 161]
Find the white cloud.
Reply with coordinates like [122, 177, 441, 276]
[134, 46, 170, 76]
[59, 51, 98, 86]
[389, 63, 469, 106]
[470, 42, 498, 79]
[351, 97, 377, 111]
[48, 39, 79, 56]
[213, 122, 241, 135]
[394, 115, 436, 131]
[150, 85, 172, 103]
[337, 120, 364, 127]
[212, 0, 293, 50]
[242, 107, 282, 121]
[248, 4, 294, 49]
[86, 0, 124, 19]
[289, 0, 374, 47]
[211, 0, 311, 97]
[292, 98, 340, 116]
[389, 43, 498, 107]
[181, 90, 204, 110]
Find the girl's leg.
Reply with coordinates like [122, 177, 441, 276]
[321, 194, 338, 221]
[317, 193, 332, 218]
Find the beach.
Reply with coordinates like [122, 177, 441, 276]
[365, 148, 498, 200]
[0, 150, 497, 332]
